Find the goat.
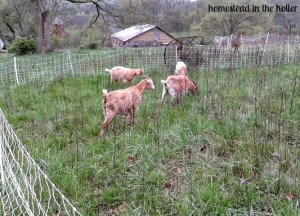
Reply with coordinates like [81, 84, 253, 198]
[175, 61, 187, 75]
[105, 66, 144, 84]
[160, 75, 198, 108]
[231, 31, 246, 53]
[100, 77, 155, 136]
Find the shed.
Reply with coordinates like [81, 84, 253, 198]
[111, 24, 180, 48]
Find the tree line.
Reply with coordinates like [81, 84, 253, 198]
[0, 0, 299, 54]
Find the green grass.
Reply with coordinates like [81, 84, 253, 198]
[0, 65, 299, 215]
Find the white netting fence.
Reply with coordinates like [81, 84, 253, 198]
[0, 109, 82, 216]
[1, 34, 300, 89]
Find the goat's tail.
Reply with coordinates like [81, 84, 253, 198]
[105, 68, 111, 73]
[102, 89, 108, 116]
[102, 89, 108, 103]
[161, 80, 168, 92]
[102, 89, 108, 98]
[161, 80, 167, 86]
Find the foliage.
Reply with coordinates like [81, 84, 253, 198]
[194, 0, 274, 36]
[272, 0, 300, 34]
[114, 0, 197, 32]
[88, 42, 98, 49]
[0, 0, 34, 41]
[51, 35, 63, 49]
[1, 63, 299, 215]
[8, 37, 37, 55]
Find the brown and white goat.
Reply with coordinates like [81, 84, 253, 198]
[175, 61, 187, 75]
[100, 77, 155, 136]
[160, 75, 198, 108]
[105, 66, 144, 84]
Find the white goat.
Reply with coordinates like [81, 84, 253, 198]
[105, 66, 144, 84]
[175, 61, 187, 75]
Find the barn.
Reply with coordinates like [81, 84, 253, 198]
[111, 24, 180, 48]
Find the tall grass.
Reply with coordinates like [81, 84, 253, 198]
[0, 65, 299, 215]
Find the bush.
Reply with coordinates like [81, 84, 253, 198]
[88, 42, 98, 49]
[52, 36, 63, 49]
[8, 37, 37, 55]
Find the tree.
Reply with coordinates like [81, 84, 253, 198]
[193, 0, 274, 36]
[29, 0, 120, 54]
[115, 0, 196, 32]
[115, 0, 148, 27]
[271, 0, 300, 33]
[0, 0, 33, 43]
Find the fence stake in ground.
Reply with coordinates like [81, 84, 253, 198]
[13, 57, 20, 85]
[67, 51, 75, 77]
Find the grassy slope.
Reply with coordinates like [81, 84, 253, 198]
[0, 65, 299, 215]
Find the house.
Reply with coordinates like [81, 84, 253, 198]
[111, 24, 180, 48]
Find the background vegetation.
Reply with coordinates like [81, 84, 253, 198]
[1, 0, 300, 54]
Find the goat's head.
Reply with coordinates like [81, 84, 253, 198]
[138, 68, 145, 76]
[189, 80, 198, 94]
[141, 76, 155, 90]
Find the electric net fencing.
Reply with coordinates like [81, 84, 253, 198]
[0, 109, 82, 216]
[1, 36, 300, 88]
[0, 47, 168, 89]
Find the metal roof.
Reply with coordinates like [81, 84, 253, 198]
[111, 24, 156, 42]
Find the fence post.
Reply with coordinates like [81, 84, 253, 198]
[13, 57, 19, 85]
[261, 32, 269, 65]
[67, 51, 75, 77]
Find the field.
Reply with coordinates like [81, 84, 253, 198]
[0, 63, 300, 215]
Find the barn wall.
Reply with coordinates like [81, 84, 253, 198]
[112, 38, 123, 48]
[127, 28, 176, 47]
[112, 27, 180, 48]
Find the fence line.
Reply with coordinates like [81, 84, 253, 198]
[1, 42, 300, 89]
[0, 109, 82, 215]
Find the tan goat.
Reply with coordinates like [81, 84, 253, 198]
[105, 66, 144, 84]
[100, 77, 155, 136]
[160, 75, 198, 108]
[175, 61, 187, 75]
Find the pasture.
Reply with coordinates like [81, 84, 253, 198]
[0, 63, 299, 215]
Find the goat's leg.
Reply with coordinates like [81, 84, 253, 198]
[170, 96, 176, 105]
[100, 113, 114, 136]
[126, 107, 135, 125]
[129, 106, 136, 125]
[160, 87, 168, 109]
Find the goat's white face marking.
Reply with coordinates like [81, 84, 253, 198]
[147, 79, 155, 90]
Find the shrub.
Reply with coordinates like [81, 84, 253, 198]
[8, 37, 37, 55]
[52, 36, 63, 49]
[88, 42, 98, 49]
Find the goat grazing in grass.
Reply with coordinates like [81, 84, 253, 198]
[100, 77, 155, 136]
[105, 66, 144, 84]
[160, 75, 198, 108]
[175, 61, 187, 75]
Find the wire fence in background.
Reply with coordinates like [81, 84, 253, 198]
[1, 39, 300, 89]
